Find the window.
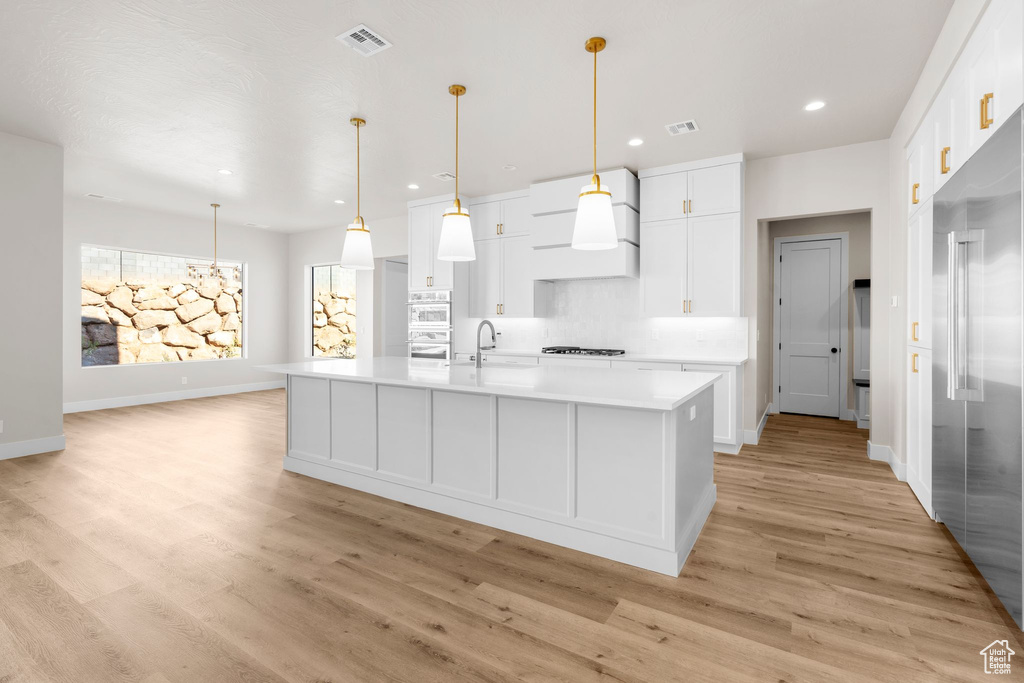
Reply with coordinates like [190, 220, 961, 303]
[80, 246, 244, 366]
[312, 264, 356, 358]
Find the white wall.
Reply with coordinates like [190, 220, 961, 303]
[884, 0, 988, 465]
[0, 132, 65, 458]
[63, 197, 290, 410]
[286, 213, 407, 361]
[743, 141, 891, 439]
[454, 278, 748, 360]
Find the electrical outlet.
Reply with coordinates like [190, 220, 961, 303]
[689, 406, 696, 421]
[757, 329, 760, 342]
[696, 329, 706, 341]
[891, 295, 899, 307]
[651, 329, 660, 341]
[0, 420, 4, 434]
[181, 377, 188, 385]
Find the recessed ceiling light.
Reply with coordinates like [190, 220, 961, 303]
[503, 164, 517, 171]
[628, 138, 644, 147]
[218, 169, 233, 175]
[407, 184, 419, 190]
[804, 101, 826, 111]
[334, 199, 345, 204]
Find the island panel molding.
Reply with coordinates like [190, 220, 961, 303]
[270, 358, 718, 575]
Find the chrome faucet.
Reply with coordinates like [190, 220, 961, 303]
[475, 320, 496, 368]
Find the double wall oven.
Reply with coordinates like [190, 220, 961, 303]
[408, 290, 451, 360]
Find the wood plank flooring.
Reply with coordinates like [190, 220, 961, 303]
[1, 391, 1021, 681]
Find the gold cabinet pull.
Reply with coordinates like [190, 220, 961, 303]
[500, 223, 504, 235]
[980, 92, 994, 130]
[682, 201, 687, 215]
[911, 183, 919, 205]
[688, 199, 692, 214]
[689, 299, 693, 314]
[911, 352, 919, 373]
[940, 147, 950, 174]
[496, 303, 499, 315]
[911, 321, 919, 342]
[500, 304, 504, 315]
[496, 223, 500, 235]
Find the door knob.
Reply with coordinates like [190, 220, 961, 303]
[830, 347, 838, 353]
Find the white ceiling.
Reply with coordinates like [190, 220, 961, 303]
[0, 0, 952, 232]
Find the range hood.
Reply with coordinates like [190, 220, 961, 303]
[529, 168, 639, 280]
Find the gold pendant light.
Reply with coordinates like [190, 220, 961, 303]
[571, 37, 617, 251]
[437, 84, 475, 262]
[340, 117, 375, 270]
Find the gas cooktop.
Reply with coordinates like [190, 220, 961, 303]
[541, 346, 625, 356]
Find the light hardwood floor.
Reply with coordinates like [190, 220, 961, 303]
[1, 390, 1020, 681]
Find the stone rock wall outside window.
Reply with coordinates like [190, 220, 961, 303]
[80, 247, 243, 366]
[312, 264, 356, 358]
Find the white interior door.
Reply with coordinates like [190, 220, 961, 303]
[383, 260, 408, 357]
[778, 239, 842, 417]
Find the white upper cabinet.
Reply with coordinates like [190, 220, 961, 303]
[907, 112, 933, 217]
[408, 198, 456, 290]
[470, 193, 533, 242]
[932, 68, 968, 193]
[688, 164, 741, 217]
[468, 233, 548, 318]
[468, 239, 502, 317]
[640, 161, 741, 223]
[639, 156, 743, 317]
[965, 0, 1023, 160]
[640, 219, 687, 316]
[470, 200, 502, 242]
[688, 213, 742, 316]
[500, 196, 531, 237]
[639, 172, 688, 223]
[408, 203, 433, 290]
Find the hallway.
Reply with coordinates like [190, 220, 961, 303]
[0, 393, 1018, 681]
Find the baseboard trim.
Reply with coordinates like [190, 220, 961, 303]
[0, 435, 66, 461]
[907, 463, 935, 519]
[842, 408, 857, 422]
[743, 406, 771, 445]
[867, 440, 906, 481]
[63, 380, 286, 414]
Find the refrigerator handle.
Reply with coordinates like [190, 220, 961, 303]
[948, 230, 983, 402]
[947, 232, 960, 399]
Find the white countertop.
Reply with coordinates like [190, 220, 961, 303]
[455, 348, 749, 366]
[262, 357, 720, 411]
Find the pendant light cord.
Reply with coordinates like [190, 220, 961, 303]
[455, 91, 460, 205]
[593, 47, 597, 185]
[213, 204, 217, 269]
[356, 120, 361, 221]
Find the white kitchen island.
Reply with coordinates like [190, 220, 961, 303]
[263, 357, 719, 575]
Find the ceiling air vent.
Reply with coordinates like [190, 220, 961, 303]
[336, 24, 392, 57]
[432, 171, 457, 182]
[84, 193, 123, 202]
[665, 119, 700, 136]
[244, 222, 270, 229]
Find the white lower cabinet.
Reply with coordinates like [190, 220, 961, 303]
[907, 347, 933, 518]
[684, 363, 739, 450]
[538, 356, 612, 369]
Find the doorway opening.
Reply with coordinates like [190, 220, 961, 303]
[379, 257, 409, 357]
[767, 212, 871, 426]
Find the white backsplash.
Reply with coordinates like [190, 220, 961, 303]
[455, 278, 748, 358]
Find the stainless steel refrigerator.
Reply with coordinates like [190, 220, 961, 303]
[933, 107, 1023, 627]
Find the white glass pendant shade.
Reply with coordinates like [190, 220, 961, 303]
[437, 204, 475, 261]
[340, 223, 374, 270]
[572, 183, 617, 250]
